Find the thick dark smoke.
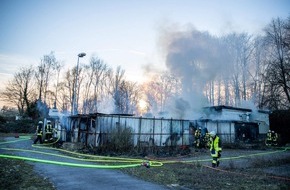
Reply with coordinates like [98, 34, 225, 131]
[160, 27, 233, 119]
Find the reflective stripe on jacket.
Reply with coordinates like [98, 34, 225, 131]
[36, 126, 42, 136]
[45, 124, 53, 133]
[267, 132, 272, 140]
[210, 136, 222, 157]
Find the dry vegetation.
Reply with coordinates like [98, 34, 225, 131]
[121, 156, 290, 190]
[122, 150, 290, 190]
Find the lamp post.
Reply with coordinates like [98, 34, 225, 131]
[72, 52, 86, 115]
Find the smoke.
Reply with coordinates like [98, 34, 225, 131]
[165, 97, 190, 119]
[36, 99, 49, 118]
[159, 25, 233, 118]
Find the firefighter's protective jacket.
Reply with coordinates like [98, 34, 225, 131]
[36, 125, 42, 136]
[210, 136, 222, 157]
[195, 129, 201, 138]
[45, 124, 53, 134]
[267, 132, 272, 140]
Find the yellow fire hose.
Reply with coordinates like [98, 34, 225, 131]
[0, 134, 162, 168]
[0, 134, 289, 173]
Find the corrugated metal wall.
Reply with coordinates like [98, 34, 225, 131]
[206, 121, 235, 143]
[66, 114, 191, 147]
[63, 115, 263, 147]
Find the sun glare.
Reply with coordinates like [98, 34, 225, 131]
[138, 99, 147, 111]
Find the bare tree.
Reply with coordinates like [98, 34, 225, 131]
[0, 66, 36, 116]
[92, 58, 109, 113]
[56, 81, 70, 112]
[81, 56, 109, 114]
[62, 69, 75, 113]
[224, 33, 253, 106]
[143, 72, 181, 115]
[103, 66, 143, 114]
[107, 66, 125, 114]
[53, 61, 64, 108]
[118, 80, 141, 114]
[263, 17, 290, 109]
[249, 36, 268, 108]
[35, 52, 58, 106]
[81, 64, 94, 114]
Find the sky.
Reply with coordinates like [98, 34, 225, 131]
[0, 0, 289, 108]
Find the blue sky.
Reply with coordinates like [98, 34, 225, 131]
[0, 0, 289, 91]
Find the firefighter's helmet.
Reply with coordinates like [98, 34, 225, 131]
[209, 131, 216, 137]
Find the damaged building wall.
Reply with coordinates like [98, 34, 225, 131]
[66, 114, 190, 148]
[252, 110, 270, 135]
[59, 106, 269, 147]
[194, 106, 268, 143]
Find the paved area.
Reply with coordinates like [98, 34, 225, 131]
[1, 137, 169, 190]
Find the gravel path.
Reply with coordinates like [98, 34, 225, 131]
[1, 137, 169, 190]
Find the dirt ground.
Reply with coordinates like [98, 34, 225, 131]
[1, 134, 290, 190]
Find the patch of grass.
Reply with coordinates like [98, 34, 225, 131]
[122, 161, 290, 189]
[0, 158, 55, 190]
[0, 135, 55, 190]
[250, 156, 290, 168]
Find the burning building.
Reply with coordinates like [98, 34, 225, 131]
[192, 106, 270, 144]
[59, 105, 269, 149]
[65, 113, 190, 149]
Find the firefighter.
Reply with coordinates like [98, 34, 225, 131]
[34, 121, 43, 144]
[194, 127, 202, 148]
[204, 132, 212, 149]
[45, 120, 53, 141]
[272, 131, 278, 146]
[265, 130, 272, 146]
[209, 131, 222, 168]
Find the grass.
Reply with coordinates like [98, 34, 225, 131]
[1, 133, 290, 189]
[0, 134, 55, 190]
[0, 157, 55, 190]
[121, 156, 290, 190]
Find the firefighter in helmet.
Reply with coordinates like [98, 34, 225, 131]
[209, 131, 222, 168]
[265, 130, 272, 146]
[204, 132, 212, 149]
[272, 131, 278, 146]
[45, 120, 53, 142]
[34, 121, 43, 144]
[194, 127, 202, 148]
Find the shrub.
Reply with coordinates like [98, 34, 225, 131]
[98, 126, 134, 154]
[0, 118, 35, 133]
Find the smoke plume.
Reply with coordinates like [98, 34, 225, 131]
[159, 25, 233, 118]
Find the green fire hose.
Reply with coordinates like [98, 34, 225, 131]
[0, 135, 162, 168]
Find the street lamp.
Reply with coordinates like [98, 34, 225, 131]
[72, 52, 86, 115]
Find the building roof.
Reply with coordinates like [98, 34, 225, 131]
[69, 112, 134, 118]
[198, 118, 257, 124]
[203, 105, 252, 112]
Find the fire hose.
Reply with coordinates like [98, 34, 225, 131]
[166, 147, 290, 165]
[0, 134, 162, 168]
[0, 135, 289, 170]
